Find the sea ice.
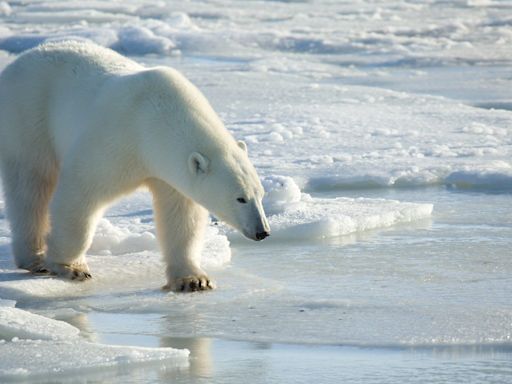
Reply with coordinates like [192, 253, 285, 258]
[0, 298, 15, 308]
[0, 2, 11, 16]
[0, 302, 189, 380]
[237, 175, 433, 241]
[263, 194, 433, 241]
[0, 306, 80, 341]
[0, 176, 431, 301]
[0, 1, 510, 381]
[446, 165, 512, 190]
[0, 339, 189, 381]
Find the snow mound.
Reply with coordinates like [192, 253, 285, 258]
[257, 175, 433, 241]
[0, 2, 11, 17]
[89, 218, 230, 268]
[90, 219, 158, 255]
[262, 175, 302, 215]
[0, 306, 80, 341]
[112, 26, 175, 55]
[201, 227, 232, 268]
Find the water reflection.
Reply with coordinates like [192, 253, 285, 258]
[160, 337, 213, 379]
[67, 310, 512, 384]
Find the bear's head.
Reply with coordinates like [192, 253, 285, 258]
[187, 141, 270, 241]
[137, 67, 270, 240]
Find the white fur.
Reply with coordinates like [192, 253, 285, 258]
[0, 41, 269, 291]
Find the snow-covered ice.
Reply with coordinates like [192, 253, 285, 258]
[264, 194, 432, 241]
[229, 175, 434, 241]
[0, 0, 511, 382]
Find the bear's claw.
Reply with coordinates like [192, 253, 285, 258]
[164, 275, 215, 293]
[24, 262, 49, 275]
[71, 269, 92, 280]
[43, 262, 92, 281]
[31, 265, 51, 275]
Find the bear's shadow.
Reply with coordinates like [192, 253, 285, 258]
[0, 243, 53, 282]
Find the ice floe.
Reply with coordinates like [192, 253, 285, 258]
[239, 175, 433, 241]
[265, 195, 432, 241]
[0, 338, 188, 381]
[0, 300, 188, 380]
[0, 306, 80, 341]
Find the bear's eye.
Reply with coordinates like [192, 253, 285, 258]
[237, 197, 247, 204]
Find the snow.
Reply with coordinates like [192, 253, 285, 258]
[112, 26, 175, 56]
[0, 0, 511, 382]
[261, 175, 302, 215]
[0, 2, 11, 16]
[216, 78, 512, 192]
[87, 190, 232, 268]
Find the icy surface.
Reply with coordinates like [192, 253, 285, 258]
[231, 176, 433, 241]
[214, 76, 512, 192]
[0, 306, 80, 341]
[0, 1, 510, 191]
[0, 339, 189, 381]
[0, 181, 432, 303]
[0, 0, 511, 382]
[264, 195, 432, 241]
[0, 303, 189, 380]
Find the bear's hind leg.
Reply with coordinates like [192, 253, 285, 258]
[147, 178, 214, 292]
[1, 163, 57, 271]
[44, 176, 102, 281]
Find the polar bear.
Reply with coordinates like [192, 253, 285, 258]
[0, 41, 270, 292]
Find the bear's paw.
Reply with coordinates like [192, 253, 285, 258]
[16, 255, 46, 274]
[44, 262, 92, 281]
[163, 275, 215, 293]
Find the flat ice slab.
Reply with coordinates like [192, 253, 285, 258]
[264, 195, 432, 241]
[0, 339, 189, 381]
[0, 302, 189, 380]
[0, 306, 80, 341]
[233, 175, 433, 241]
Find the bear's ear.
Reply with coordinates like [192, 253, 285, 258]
[237, 140, 248, 153]
[188, 152, 209, 175]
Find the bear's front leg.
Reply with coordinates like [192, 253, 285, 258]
[148, 179, 215, 292]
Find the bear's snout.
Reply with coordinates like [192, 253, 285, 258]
[255, 230, 270, 241]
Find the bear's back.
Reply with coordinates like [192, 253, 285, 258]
[0, 41, 143, 159]
[4, 40, 141, 79]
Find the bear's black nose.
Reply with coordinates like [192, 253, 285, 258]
[255, 231, 270, 241]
